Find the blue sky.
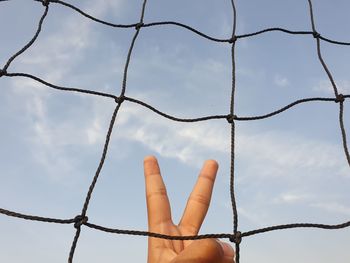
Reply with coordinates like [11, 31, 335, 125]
[0, 0, 349, 262]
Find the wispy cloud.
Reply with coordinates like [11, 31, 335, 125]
[273, 192, 314, 204]
[12, 86, 79, 181]
[312, 79, 350, 95]
[112, 99, 350, 180]
[16, 0, 125, 79]
[274, 74, 290, 87]
[3, 0, 127, 182]
[237, 206, 269, 227]
[6, 0, 349, 185]
[10, 74, 348, 182]
[85, 0, 125, 16]
[310, 202, 350, 216]
[114, 102, 229, 167]
[8, 75, 114, 182]
[18, 15, 91, 68]
[238, 130, 349, 178]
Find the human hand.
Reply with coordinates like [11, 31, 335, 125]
[144, 156, 235, 263]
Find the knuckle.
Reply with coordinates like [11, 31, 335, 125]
[189, 193, 210, 206]
[199, 172, 215, 182]
[147, 187, 167, 199]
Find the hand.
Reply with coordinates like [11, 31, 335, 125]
[144, 156, 235, 263]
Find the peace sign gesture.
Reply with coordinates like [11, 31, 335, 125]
[144, 156, 235, 263]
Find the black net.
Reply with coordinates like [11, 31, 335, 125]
[0, 0, 349, 262]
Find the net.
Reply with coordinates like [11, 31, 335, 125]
[0, 0, 349, 262]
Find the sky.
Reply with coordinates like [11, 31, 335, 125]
[0, 0, 350, 262]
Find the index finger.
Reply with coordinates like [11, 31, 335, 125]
[179, 160, 218, 235]
[144, 156, 172, 230]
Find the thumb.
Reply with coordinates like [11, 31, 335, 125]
[170, 239, 224, 263]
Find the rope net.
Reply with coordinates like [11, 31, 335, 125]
[1, 0, 350, 262]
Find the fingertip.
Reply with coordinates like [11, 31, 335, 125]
[201, 160, 219, 180]
[143, 155, 161, 176]
[144, 155, 157, 163]
[205, 159, 219, 169]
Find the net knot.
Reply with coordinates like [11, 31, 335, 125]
[135, 22, 144, 30]
[41, 0, 50, 6]
[228, 35, 237, 44]
[226, 114, 236, 124]
[312, 31, 321, 39]
[115, 95, 125, 104]
[0, 69, 7, 78]
[229, 231, 242, 244]
[335, 94, 345, 103]
[74, 215, 88, 229]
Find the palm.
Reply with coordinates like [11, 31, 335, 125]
[144, 156, 234, 263]
[149, 222, 185, 262]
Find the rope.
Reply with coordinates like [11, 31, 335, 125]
[0, 0, 349, 262]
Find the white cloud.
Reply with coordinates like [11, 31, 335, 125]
[273, 192, 314, 204]
[9, 73, 348, 182]
[17, 0, 125, 80]
[310, 202, 350, 216]
[112, 100, 350, 180]
[237, 131, 349, 178]
[8, 75, 114, 182]
[274, 74, 290, 87]
[219, 200, 270, 228]
[3, 0, 127, 182]
[237, 206, 268, 227]
[86, 118, 105, 145]
[20, 17, 91, 64]
[85, 0, 125, 16]
[6, 0, 349, 184]
[312, 79, 350, 95]
[113, 102, 229, 167]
